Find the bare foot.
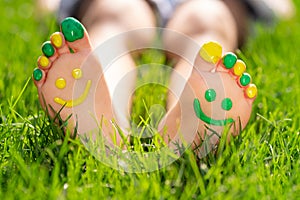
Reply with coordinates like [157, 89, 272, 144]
[160, 41, 257, 154]
[192, 42, 257, 145]
[33, 17, 121, 143]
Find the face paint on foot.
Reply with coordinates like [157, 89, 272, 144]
[54, 80, 92, 108]
[192, 41, 258, 137]
[53, 69, 92, 108]
[193, 89, 235, 126]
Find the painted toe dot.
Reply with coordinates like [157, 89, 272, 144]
[61, 17, 84, 42]
[72, 68, 82, 79]
[246, 84, 257, 99]
[240, 73, 252, 86]
[51, 32, 63, 48]
[205, 89, 216, 102]
[223, 53, 237, 69]
[42, 41, 55, 57]
[233, 60, 246, 76]
[221, 98, 233, 111]
[56, 78, 66, 89]
[33, 68, 43, 81]
[200, 41, 222, 64]
[38, 55, 49, 68]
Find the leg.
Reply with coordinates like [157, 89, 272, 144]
[77, 0, 156, 128]
[78, 0, 156, 47]
[165, 0, 239, 66]
[165, 0, 239, 109]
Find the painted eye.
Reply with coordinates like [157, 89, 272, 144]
[221, 98, 233, 111]
[205, 89, 216, 102]
[56, 78, 66, 89]
[72, 68, 82, 79]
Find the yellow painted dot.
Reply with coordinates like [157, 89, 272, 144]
[56, 78, 66, 89]
[38, 55, 49, 68]
[72, 68, 82, 79]
[51, 32, 63, 48]
[199, 41, 222, 64]
[245, 84, 257, 99]
[233, 60, 246, 76]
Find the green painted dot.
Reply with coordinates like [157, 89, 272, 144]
[221, 98, 233, 111]
[61, 17, 84, 42]
[240, 73, 251, 86]
[33, 68, 43, 81]
[223, 53, 237, 69]
[205, 89, 216, 102]
[42, 42, 55, 57]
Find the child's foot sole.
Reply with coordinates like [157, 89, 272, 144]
[33, 17, 117, 142]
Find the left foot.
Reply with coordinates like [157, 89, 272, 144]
[33, 17, 118, 142]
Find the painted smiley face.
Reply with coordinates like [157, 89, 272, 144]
[192, 41, 257, 130]
[54, 68, 92, 107]
[193, 88, 235, 126]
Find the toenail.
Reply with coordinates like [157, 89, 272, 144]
[51, 32, 63, 48]
[61, 17, 84, 42]
[239, 73, 251, 86]
[38, 55, 49, 68]
[221, 98, 233, 111]
[200, 41, 222, 64]
[233, 60, 246, 76]
[72, 68, 82, 79]
[245, 84, 257, 99]
[205, 89, 216, 102]
[223, 53, 237, 69]
[33, 68, 43, 81]
[42, 42, 55, 57]
[55, 78, 66, 89]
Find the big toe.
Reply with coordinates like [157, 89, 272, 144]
[60, 17, 92, 52]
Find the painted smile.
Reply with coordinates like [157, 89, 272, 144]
[54, 80, 92, 107]
[193, 98, 234, 126]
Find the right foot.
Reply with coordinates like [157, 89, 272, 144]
[160, 41, 257, 154]
[33, 17, 118, 142]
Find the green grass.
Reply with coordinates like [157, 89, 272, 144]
[1, 0, 300, 199]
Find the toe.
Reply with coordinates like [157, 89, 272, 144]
[222, 53, 237, 70]
[239, 73, 252, 87]
[42, 41, 56, 58]
[41, 40, 60, 63]
[245, 83, 257, 100]
[60, 17, 92, 52]
[199, 41, 223, 64]
[50, 32, 70, 55]
[50, 32, 64, 48]
[232, 60, 246, 77]
[32, 67, 46, 88]
[37, 55, 51, 70]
